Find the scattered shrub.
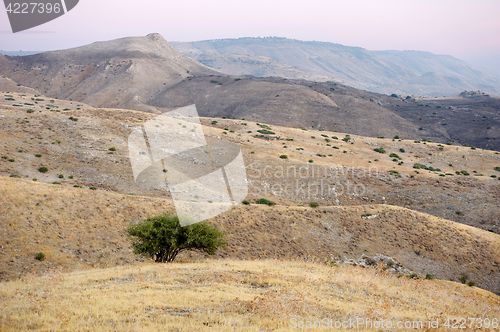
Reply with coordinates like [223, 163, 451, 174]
[309, 201, 319, 208]
[109, 147, 116, 151]
[257, 129, 275, 135]
[279, 155, 288, 159]
[425, 274, 435, 280]
[242, 200, 250, 205]
[256, 198, 276, 206]
[38, 166, 48, 173]
[389, 153, 401, 160]
[374, 148, 386, 153]
[35, 252, 45, 261]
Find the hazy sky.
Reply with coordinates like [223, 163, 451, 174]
[1, 0, 499, 72]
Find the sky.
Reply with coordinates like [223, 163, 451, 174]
[1, 0, 499, 73]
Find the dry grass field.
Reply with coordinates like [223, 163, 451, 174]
[1, 260, 499, 331]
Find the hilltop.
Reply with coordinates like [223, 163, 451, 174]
[1, 260, 499, 331]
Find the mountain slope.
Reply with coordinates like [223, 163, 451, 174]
[0, 33, 218, 112]
[1, 176, 500, 294]
[171, 37, 500, 97]
[1, 35, 499, 150]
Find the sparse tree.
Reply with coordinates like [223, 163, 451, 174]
[126, 214, 226, 263]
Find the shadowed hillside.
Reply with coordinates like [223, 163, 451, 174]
[171, 37, 500, 97]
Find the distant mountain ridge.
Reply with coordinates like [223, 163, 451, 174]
[0, 34, 499, 150]
[171, 37, 500, 97]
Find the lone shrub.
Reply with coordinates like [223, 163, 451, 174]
[38, 166, 48, 173]
[35, 252, 45, 261]
[126, 213, 226, 263]
[279, 155, 288, 159]
[309, 201, 319, 208]
[374, 148, 386, 154]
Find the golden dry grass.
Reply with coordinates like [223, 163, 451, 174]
[1, 260, 499, 331]
[1, 176, 500, 293]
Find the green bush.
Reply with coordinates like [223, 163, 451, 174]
[109, 147, 116, 151]
[374, 148, 386, 153]
[242, 200, 250, 205]
[425, 274, 435, 280]
[494, 167, 500, 172]
[256, 198, 276, 206]
[458, 273, 468, 284]
[399, 148, 405, 153]
[35, 154, 42, 157]
[35, 252, 45, 261]
[279, 155, 288, 159]
[309, 201, 319, 208]
[389, 153, 401, 159]
[388, 170, 401, 178]
[126, 213, 226, 263]
[257, 129, 275, 135]
[38, 166, 48, 173]
[413, 163, 440, 172]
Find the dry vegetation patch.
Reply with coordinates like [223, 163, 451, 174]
[0, 260, 499, 331]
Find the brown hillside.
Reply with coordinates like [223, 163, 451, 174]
[0, 33, 217, 112]
[1, 94, 499, 233]
[1, 176, 500, 294]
